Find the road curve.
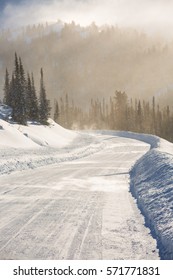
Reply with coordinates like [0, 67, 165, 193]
[0, 134, 159, 259]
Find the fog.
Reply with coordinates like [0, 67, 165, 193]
[1, 0, 173, 37]
[0, 21, 173, 107]
[1, 1, 173, 113]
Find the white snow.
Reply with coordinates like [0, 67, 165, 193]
[0, 119, 106, 175]
[128, 133, 173, 260]
[98, 130, 173, 259]
[0, 120, 172, 259]
[0, 119, 38, 149]
[0, 118, 76, 149]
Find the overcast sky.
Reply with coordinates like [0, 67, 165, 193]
[1, 0, 173, 37]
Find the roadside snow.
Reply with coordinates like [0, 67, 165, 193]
[0, 119, 106, 175]
[130, 149, 173, 260]
[92, 130, 173, 259]
[111, 131, 173, 260]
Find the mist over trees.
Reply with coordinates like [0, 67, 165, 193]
[0, 21, 173, 108]
[55, 91, 173, 142]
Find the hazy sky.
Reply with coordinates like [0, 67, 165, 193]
[1, 0, 173, 37]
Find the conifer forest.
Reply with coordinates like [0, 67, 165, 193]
[3, 53, 51, 125]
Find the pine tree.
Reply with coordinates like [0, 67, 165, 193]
[39, 68, 51, 124]
[109, 96, 115, 129]
[156, 104, 162, 136]
[54, 100, 60, 123]
[11, 53, 27, 124]
[65, 93, 70, 128]
[129, 98, 135, 131]
[9, 74, 15, 110]
[19, 56, 27, 115]
[165, 105, 171, 139]
[3, 69, 11, 105]
[59, 96, 65, 126]
[25, 73, 32, 119]
[137, 100, 143, 132]
[25, 73, 39, 121]
[30, 73, 39, 121]
[114, 90, 128, 130]
[152, 96, 156, 134]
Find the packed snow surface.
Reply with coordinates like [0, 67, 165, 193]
[0, 119, 172, 259]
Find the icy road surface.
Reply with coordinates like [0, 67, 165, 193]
[0, 134, 159, 259]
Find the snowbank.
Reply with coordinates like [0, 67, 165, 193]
[118, 132, 173, 260]
[130, 149, 173, 260]
[0, 119, 76, 149]
[96, 130, 173, 259]
[0, 119, 38, 149]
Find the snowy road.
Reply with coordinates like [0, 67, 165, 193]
[0, 134, 159, 259]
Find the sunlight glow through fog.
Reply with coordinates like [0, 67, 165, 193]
[1, 0, 173, 37]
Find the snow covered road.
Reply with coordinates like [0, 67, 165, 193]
[0, 134, 159, 259]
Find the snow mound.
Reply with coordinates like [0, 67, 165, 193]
[0, 119, 76, 149]
[0, 119, 38, 148]
[16, 119, 76, 148]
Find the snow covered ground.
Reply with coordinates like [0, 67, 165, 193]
[0, 119, 172, 259]
[96, 131, 173, 259]
[129, 134, 173, 260]
[0, 119, 105, 175]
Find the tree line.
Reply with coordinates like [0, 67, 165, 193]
[54, 91, 173, 142]
[3, 53, 51, 125]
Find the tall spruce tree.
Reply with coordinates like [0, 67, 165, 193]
[39, 68, 51, 124]
[137, 100, 143, 132]
[25, 73, 39, 121]
[11, 53, 27, 125]
[152, 96, 156, 134]
[9, 74, 15, 110]
[114, 90, 128, 130]
[25, 73, 32, 119]
[31, 73, 39, 121]
[19, 56, 27, 123]
[54, 100, 60, 123]
[3, 69, 11, 105]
